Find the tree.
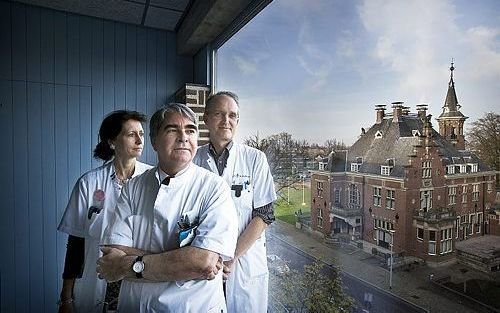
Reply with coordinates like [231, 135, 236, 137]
[324, 139, 347, 153]
[274, 261, 354, 313]
[466, 112, 500, 172]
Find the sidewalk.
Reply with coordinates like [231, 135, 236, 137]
[268, 220, 489, 313]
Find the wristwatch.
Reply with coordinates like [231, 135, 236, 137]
[132, 255, 145, 278]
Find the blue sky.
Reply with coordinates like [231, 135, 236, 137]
[216, 0, 500, 145]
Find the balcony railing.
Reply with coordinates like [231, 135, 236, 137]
[330, 203, 362, 218]
[413, 207, 456, 222]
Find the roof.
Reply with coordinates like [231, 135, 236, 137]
[327, 113, 490, 176]
[455, 235, 500, 260]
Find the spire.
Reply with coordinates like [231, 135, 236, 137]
[439, 60, 464, 118]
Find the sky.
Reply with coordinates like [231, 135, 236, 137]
[216, 0, 500, 146]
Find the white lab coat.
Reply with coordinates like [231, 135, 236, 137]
[57, 161, 152, 313]
[194, 143, 277, 313]
[101, 163, 238, 313]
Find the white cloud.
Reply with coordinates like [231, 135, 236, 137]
[296, 21, 334, 90]
[232, 55, 258, 75]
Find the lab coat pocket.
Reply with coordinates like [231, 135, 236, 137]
[234, 186, 253, 215]
[239, 236, 268, 278]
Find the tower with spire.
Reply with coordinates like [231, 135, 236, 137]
[436, 61, 468, 149]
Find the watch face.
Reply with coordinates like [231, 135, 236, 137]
[132, 261, 145, 273]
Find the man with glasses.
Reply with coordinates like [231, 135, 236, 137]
[194, 91, 277, 313]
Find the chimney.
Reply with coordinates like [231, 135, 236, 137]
[375, 104, 386, 124]
[416, 104, 428, 120]
[392, 101, 404, 123]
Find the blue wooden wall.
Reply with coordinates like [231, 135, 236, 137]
[0, 1, 193, 311]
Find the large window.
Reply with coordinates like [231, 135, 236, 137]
[420, 190, 433, 212]
[373, 187, 381, 207]
[440, 228, 453, 254]
[428, 230, 436, 255]
[417, 227, 424, 240]
[422, 161, 432, 178]
[448, 186, 456, 205]
[334, 188, 341, 204]
[349, 184, 360, 207]
[472, 184, 480, 202]
[386, 189, 395, 210]
[317, 181, 324, 198]
[462, 185, 468, 203]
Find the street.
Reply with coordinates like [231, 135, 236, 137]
[267, 229, 428, 313]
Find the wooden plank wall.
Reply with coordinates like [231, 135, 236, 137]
[0, 1, 193, 312]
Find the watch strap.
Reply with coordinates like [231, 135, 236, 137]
[134, 255, 144, 279]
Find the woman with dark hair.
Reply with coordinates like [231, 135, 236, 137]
[57, 110, 153, 313]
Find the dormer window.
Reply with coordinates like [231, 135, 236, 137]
[460, 164, 467, 173]
[356, 157, 363, 164]
[412, 130, 421, 137]
[381, 165, 391, 176]
[351, 163, 360, 172]
[375, 131, 383, 138]
[469, 163, 478, 173]
[447, 165, 455, 174]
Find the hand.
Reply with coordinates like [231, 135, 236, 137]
[223, 259, 236, 280]
[197, 256, 224, 281]
[97, 246, 128, 282]
[58, 302, 73, 313]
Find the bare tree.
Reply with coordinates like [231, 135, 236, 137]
[274, 262, 354, 313]
[324, 139, 347, 153]
[466, 112, 500, 172]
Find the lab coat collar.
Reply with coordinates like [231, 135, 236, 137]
[155, 163, 193, 187]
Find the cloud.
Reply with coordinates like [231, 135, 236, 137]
[296, 21, 334, 90]
[232, 55, 258, 75]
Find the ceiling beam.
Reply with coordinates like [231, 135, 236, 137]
[176, 0, 253, 56]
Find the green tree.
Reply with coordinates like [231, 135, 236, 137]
[466, 112, 500, 171]
[274, 262, 354, 313]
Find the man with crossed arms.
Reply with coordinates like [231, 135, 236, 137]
[97, 103, 238, 312]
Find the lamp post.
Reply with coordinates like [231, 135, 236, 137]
[301, 174, 306, 206]
[389, 229, 395, 289]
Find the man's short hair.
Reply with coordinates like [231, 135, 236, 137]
[205, 91, 240, 114]
[149, 103, 198, 145]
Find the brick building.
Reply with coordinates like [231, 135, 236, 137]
[310, 65, 497, 264]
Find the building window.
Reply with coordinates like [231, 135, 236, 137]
[349, 184, 360, 207]
[487, 182, 493, 192]
[350, 163, 360, 172]
[455, 216, 460, 239]
[460, 164, 467, 173]
[472, 184, 480, 202]
[334, 188, 341, 204]
[470, 163, 478, 173]
[420, 190, 432, 212]
[381, 165, 391, 176]
[373, 187, 382, 207]
[469, 214, 475, 235]
[428, 230, 436, 255]
[317, 181, 324, 198]
[440, 228, 453, 254]
[386, 189, 395, 210]
[476, 212, 483, 234]
[417, 227, 424, 240]
[448, 186, 456, 205]
[422, 161, 432, 178]
[446, 165, 455, 174]
[462, 185, 467, 203]
[317, 207, 323, 228]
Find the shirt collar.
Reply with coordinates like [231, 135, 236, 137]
[208, 141, 233, 158]
[155, 163, 191, 185]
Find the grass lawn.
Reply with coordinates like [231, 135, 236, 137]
[275, 184, 311, 225]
